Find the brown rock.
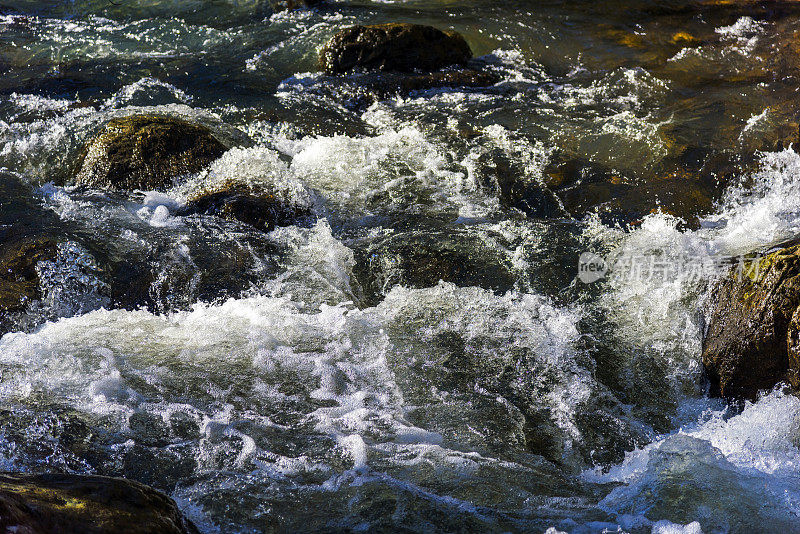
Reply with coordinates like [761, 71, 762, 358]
[319, 23, 472, 75]
[74, 115, 227, 191]
[0, 472, 199, 534]
[702, 245, 800, 399]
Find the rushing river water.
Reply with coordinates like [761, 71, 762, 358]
[2, 0, 800, 532]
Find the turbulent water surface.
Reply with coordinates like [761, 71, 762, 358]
[2, 0, 800, 532]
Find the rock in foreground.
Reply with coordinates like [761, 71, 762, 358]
[74, 115, 227, 191]
[702, 244, 800, 399]
[319, 23, 472, 74]
[0, 472, 199, 534]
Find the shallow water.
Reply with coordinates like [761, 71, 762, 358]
[2, 0, 800, 532]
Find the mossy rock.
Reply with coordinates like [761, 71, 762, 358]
[0, 472, 199, 534]
[177, 182, 315, 233]
[319, 23, 472, 75]
[702, 244, 800, 399]
[0, 236, 58, 313]
[74, 115, 227, 191]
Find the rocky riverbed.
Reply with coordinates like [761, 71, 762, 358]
[2, 0, 800, 532]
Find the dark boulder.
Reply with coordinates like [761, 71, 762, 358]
[702, 244, 800, 399]
[74, 115, 227, 191]
[319, 23, 472, 75]
[177, 182, 315, 233]
[0, 472, 199, 534]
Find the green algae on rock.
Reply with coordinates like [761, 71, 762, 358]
[318, 23, 472, 75]
[0, 472, 199, 534]
[74, 115, 227, 191]
[702, 244, 800, 399]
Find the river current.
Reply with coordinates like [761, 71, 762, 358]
[1, 1, 800, 532]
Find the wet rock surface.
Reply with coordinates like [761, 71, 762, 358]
[319, 23, 472, 74]
[0, 172, 283, 325]
[178, 182, 315, 233]
[702, 244, 800, 399]
[0, 174, 66, 323]
[73, 115, 227, 191]
[0, 472, 199, 534]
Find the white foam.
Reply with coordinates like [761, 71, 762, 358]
[8, 93, 74, 112]
[715, 16, 766, 56]
[652, 520, 703, 534]
[707, 148, 800, 254]
[687, 390, 800, 475]
[265, 220, 357, 307]
[102, 78, 192, 109]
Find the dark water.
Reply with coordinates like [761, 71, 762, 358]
[1, 1, 800, 532]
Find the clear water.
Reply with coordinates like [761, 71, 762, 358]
[1, 1, 800, 532]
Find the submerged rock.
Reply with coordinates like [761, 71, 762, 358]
[302, 68, 499, 111]
[351, 229, 517, 306]
[702, 244, 800, 399]
[349, 69, 499, 100]
[540, 150, 734, 228]
[0, 472, 199, 534]
[178, 182, 315, 233]
[475, 148, 565, 219]
[74, 115, 227, 191]
[0, 237, 58, 313]
[319, 23, 472, 75]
